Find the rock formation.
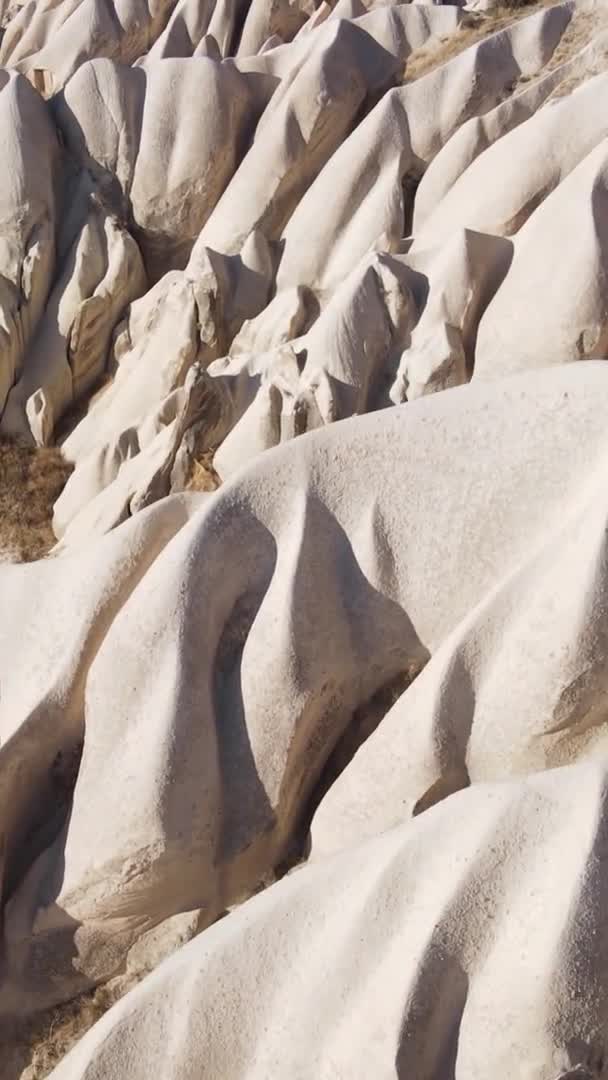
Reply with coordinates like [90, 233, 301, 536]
[2, 0, 608, 1076]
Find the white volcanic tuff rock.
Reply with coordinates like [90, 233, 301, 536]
[53, 231, 272, 536]
[60, 230, 272, 468]
[0, 200, 147, 446]
[228, 0, 463, 83]
[0, 0, 21, 28]
[57, 267, 215, 464]
[351, 2, 463, 57]
[390, 228, 513, 400]
[276, 6, 573, 299]
[293, 0, 332, 35]
[56, 246, 416, 527]
[0, 0, 82, 72]
[55, 270, 213, 468]
[241, 2, 465, 65]
[60, 57, 608, 535]
[227, 18, 328, 77]
[49, 18, 401, 535]
[332, 0, 452, 15]
[313, 497, 608, 861]
[230, 284, 315, 355]
[276, 88, 412, 295]
[55, 57, 267, 279]
[49, 760, 608, 1080]
[312, 388, 608, 854]
[236, 0, 315, 55]
[51, 365, 216, 546]
[2, 0, 608, 1068]
[413, 26, 608, 230]
[0, 69, 60, 416]
[212, 250, 418, 478]
[0, 4, 581, 503]
[399, 3, 573, 164]
[0, 492, 203, 1014]
[474, 137, 608, 377]
[412, 62, 570, 230]
[207, 229, 513, 474]
[415, 68, 608, 248]
[0, 0, 179, 94]
[5, 365, 608, 1017]
[196, 19, 400, 257]
[142, 0, 247, 58]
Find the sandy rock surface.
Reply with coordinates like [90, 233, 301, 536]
[2, 0, 608, 1076]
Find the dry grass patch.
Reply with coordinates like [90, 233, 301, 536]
[547, 44, 608, 96]
[541, 9, 608, 97]
[0, 440, 72, 562]
[404, 2, 608, 89]
[185, 447, 220, 493]
[403, 4, 541, 83]
[5, 980, 130, 1080]
[544, 7, 606, 70]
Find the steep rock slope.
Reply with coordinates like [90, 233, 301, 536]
[49, 760, 608, 1080]
[4, 364, 608, 1047]
[34, 0, 608, 543]
[1, 0, 608, 1076]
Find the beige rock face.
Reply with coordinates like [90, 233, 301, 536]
[3, 0, 608, 1075]
[237, 0, 316, 55]
[399, 3, 573, 159]
[276, 87, 413, 295]
[47, 759, 608, 1080]
[142, 0, 248, 59]
[474, 137, 608, 376]
[0, 200, 147, 445]
[415, 68, 608, 247]
[0, 70, 60, 416]
[0, 0, 179, 93]
[4, 362, 608, 1025]
[413, 31, 608, 230]
[390, 227, 513, 399]
[197, 19, 400, 257]
[55, 57, 266, 279]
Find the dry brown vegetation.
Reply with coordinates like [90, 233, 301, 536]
[5, 980, 129, 1080]
[0, 440, 72, 562]
[542, 9, 608, 97]
[6, 908, 224, 1079]
[547, 44, 608, 97]
[545, 7, 606, 70]
[403, 1, 607, 86]
[0, 432, 216, 568]
[403, 5, 540, 84]
[185, 447, 221, 493]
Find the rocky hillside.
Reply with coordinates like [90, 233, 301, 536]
[2, 0, 608, 1075]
